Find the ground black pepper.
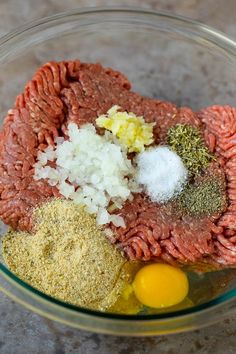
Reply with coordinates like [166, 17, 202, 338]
[176, 178, 227, 217]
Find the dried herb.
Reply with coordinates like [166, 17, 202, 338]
[176, 179, 226, 217]
[167, 124, 214, 174]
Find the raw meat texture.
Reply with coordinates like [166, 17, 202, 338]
[198, 106, 236, 266]
[110, 162, 228, 268]
[0, 60, 197, 231]
[0, 60, 235, 268]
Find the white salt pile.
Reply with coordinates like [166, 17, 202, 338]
[136, 146, 188, 203]
[34, 123, 140, 227]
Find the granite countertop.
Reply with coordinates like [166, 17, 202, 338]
[1, 1, 236, 353]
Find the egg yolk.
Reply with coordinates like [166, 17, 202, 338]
[133, 263, 189, 308]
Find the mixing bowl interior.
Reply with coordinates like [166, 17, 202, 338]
[1, 8, 236, 335]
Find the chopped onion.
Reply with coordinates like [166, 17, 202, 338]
[34, 123, 139, 227]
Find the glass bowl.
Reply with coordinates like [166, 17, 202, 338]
[1, 7, 236, 336]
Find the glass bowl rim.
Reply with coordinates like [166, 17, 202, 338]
[1, 6, 236, 322]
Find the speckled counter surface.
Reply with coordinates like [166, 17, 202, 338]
[1, 1, 236, 353]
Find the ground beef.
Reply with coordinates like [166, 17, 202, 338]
[199, 106, 236, 266]
[110, 193, 224, 267]
[110, 163, 227, 268]
[0, 60, 236, 268]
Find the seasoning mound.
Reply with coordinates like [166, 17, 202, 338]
[136, 146, 188, 203]
[167, 124, 214, 174]
[2, 199, 133, 311]
[176, 176, 227, 217]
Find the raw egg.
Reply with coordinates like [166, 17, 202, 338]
[133, 263, 189, 308]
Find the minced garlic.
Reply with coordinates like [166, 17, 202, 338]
[96, 105, 155, 153]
